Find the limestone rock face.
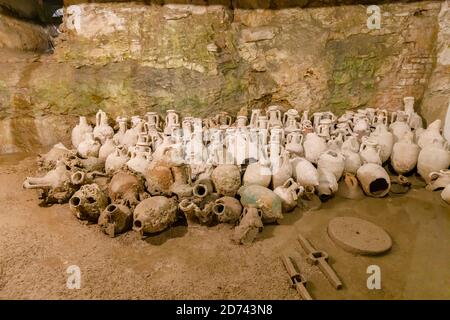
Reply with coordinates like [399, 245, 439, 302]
[0, 10, 50, 52]
[0, 1, 448, 153]
[421, 1, 450, 126]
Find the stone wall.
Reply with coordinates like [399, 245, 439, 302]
[0, 8, 50, 52]
[0, 0, 448, 153]
[421, 0, 450, 125]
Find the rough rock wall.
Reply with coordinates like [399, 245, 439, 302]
[421, 1, 450, 124]
[0, 9, 50, 52]
[0, 11, 71, 154]
[49, 1, 442, 117]
[61, 1, 436, 8]
[0, 1, 448, 153]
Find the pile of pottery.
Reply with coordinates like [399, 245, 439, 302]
[23, 97, 450, 244]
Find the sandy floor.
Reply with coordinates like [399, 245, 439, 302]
[0, 153, 449, 300]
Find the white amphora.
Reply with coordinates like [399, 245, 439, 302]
[359, 137, 382, 165]
[113, 117, 127, 145]
[126, 148, 152, 175]
[292, 157, 319, 188]
[105, 146, 129, 174]
[122, 119, 145, 148]
[93, 110, 114, 144]
[417, 119, 444, 149]
[273, 178, 303, 213]
[418, 140, 450, 183]
[164, 110, 180, 135]
[317, 149, 345, 181]
[145, 112, 160, 131]
[243, 159, 272, 188]
[235, 129, 249, 166]
[303, 132, 327, 164]
[389, 111, 411, 142]
[391, 131, 420, 175]
[353, 115, 370, 140]
[272, 150, 292, 189]
[372, 109, 388, 126]
[403, 96, 423, 130]
[235, 115, 248, 129]
[267, 105, 283, 128]
[77, 132, 101, 159]
[248, 129, 260, 161]
[285, 130, 303, 157]
[72, 116, 92, 148]
[284, 109, 300, 135]
[215, 111, 232, 127]
[370, 123, 394, 163]
[249, 109, 262, 128]
[98, 137, 116, 161]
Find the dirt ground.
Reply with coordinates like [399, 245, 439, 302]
[0, 153, 449, 300]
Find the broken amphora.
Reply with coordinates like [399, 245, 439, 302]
[37, 143, 71, 171]
[133, 196, 178, 236]
[441, 184, 450, 204]
[170, 165, 193, 199]
[108, 169, 146, 208]
[69, 183, 108, 222]
[193, 172, 214, 198]
[238, 184, 283, 223]
[212, 196, 242, 224]
[145, 165, 174, 196]
[337, 173, 364, 200]
[179, 193, 219, 225]
[232, 207, 263, 245]
[211, 164, 241, 197]
[426, 169, 450, 191]
[317, 168, 338, 200]
[356, 163, 391, 198]
[98, 203, 133, 237]
[23, 160, 74, 204]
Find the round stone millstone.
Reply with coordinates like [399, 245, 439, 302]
[327, 217, 392, 255]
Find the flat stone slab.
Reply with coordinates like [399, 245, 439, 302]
[327, 217, 392, 255]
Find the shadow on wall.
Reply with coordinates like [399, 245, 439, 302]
[60, 0, 437, 9]
[0, 0, 63, 24]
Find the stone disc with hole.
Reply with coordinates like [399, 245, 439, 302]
[327, 217, 392, 255]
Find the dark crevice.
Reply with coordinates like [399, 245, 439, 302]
[2, 0, 438, 19]
[87, 0, 439, 9]
[0, 0, 437, 26]
[0, 0, 63, 25]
